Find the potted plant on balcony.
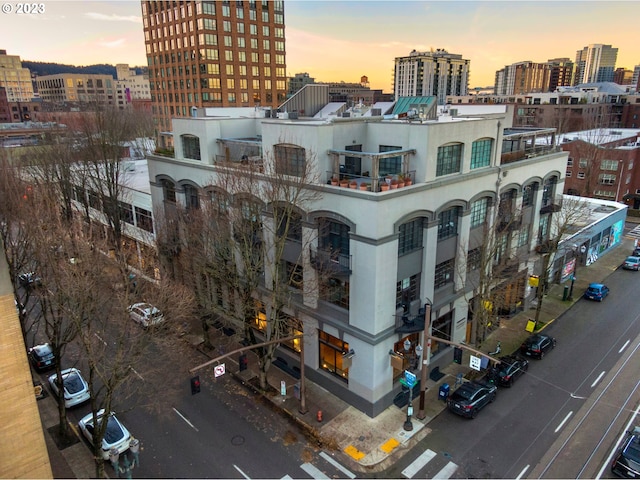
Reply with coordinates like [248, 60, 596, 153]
[340, 178, 349, 188]
[397, 176, 405, 188]
[390, 179, 399, 189]
[349, 180, 358, 189]
[331, 176, 339, 186]
[359, 182, 370, 191]
[404, 175, 413, 186]
[380, 183, 390, 192]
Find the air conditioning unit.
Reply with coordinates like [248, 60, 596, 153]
[371, 108, 381, 116]
[342, 112, 351, 118]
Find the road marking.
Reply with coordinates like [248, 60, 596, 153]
[300, 463, 329, 479]
[380, 437, 400, 453]
[280, 476, 293, 479]
[319, 451, 355, 479]
[343, 445, 365, 461]
[591, 371, 605, 388]
[130, 367, 144, 380]
[233, 465, 250, 479]
[94, 333, 107, 346]
[555, 411, 573, 433]
[402, 449, 436, 478]
[433, 461, 457, 479]
[515, 465, 530, 480]
[619, 340, 630, 353]
[172, 407, 198, 432]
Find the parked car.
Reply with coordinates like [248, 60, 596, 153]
[495, 355, 529, 387]
[446, 381, 497, 419]
[128, 302, 164, 328]
[584, 282, 610, 301]
[78, 409, 132, 460]
[611, 426, 640, 478]
[520, 333, 557, 359]
[18, 271, 42, 288]
[28, 343, 56, 372]
[48, 368, 90, 408]
[633, 247, 640, 257]
[623, 256, 640, 271]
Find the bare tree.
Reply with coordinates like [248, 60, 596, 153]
[161, 145, 323, 390]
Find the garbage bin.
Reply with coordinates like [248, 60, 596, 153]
[438, 383, 450, 401]
[563, 285, 569, 301]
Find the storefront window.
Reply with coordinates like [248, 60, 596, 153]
[319, 331, 349, 381]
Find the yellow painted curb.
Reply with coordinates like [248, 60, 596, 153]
[344, 444, 365, 460]
[380, 437, 400, 453]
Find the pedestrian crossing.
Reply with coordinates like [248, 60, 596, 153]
[277, 447, 459, 479]
[625, 225, 640, 240]
[278, 451, 356, 480]
[402, 449, 459, 479]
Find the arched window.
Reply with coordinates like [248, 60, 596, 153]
[436, 143, 463, 176]
[184, 185, 200, 209]
[274, 144, 305, 176]
[161, 179, 176, 203]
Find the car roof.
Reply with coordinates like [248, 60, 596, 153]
[626, 256, 640, 260]
[588, 283, 605, 288]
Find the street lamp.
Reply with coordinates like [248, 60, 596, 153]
[568, 244, 586, 301]
[416, 302, 432, 420]
[403, 338, 414, 431]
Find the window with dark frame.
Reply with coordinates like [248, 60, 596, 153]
[135, 207, 154, 232]
[119, 201, 134, 224]
[467, 247, 481, 272]
[396, 274, 420, 307]
[182, 134, 201, 160]
[436, 143, 463, 176]
[274, 144, 306, 177]
[470, 198, 488, 228]
[398, 218, 424, 255]
[379, 145, 402, 175]
[438, 207, 460, 240]
[435, 259, 455, 288]
[470, 139, 492, 169]
[319, 330, 349, 382]
[184, 185, 200, 209]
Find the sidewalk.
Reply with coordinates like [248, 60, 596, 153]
[41, 234, 636, 478]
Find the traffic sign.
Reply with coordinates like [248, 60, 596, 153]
[404, 370, 417, 387]
[214, 364, 226, 377]
[469, 355, 481, 371]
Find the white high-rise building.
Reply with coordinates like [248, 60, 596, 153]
[574, 44, 618, 85]
[394, 49, 469, 104]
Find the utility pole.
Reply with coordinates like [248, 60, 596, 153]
[416, 303, 431, 420]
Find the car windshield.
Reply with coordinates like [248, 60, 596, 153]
[104, 416, 125, 444]
[526, 336, 541, 346]
[587, 286, 600, 293]
[64, 373, 84, 394]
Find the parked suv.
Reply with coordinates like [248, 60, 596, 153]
[611, 426, 640, 478]
[520, 333, 556, 359]
[495, 355, 529, 387]
[447, 381, 497, 419]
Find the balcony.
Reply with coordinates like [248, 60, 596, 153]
[394, 306, 427, 334]
[309, 246, 351, 276]
[496, 214, 522, 232]
[326, 170, 416, 192]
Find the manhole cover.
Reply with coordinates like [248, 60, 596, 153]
[231, 435, 245, 446]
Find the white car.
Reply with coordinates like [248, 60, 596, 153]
[128, 303, 164, 328]
[78, 409, 132, 460]
[48, 368, 90, 408]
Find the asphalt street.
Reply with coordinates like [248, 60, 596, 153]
[385, 255, 640, 479]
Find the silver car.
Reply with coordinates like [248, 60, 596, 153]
[48, 368, 90, 408]
[128, 303, 164, 328]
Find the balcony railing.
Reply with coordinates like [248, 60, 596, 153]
[309, 246, 351, 275]
[501, 146, 561, 165]
[326, 170, 416, 192]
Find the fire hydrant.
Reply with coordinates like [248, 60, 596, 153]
[316, 410, 323, 422]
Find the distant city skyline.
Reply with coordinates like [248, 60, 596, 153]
[2, 1, 638, 92]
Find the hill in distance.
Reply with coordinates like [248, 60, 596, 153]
[23, 61, 146, 77]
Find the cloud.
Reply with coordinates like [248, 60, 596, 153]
[98, 38, 126, 48]
[85, 12, 140, 23]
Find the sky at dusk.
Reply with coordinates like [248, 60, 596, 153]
[2, 0, 638, 91]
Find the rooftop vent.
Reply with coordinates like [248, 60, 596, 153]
[371, 108, 381, 116]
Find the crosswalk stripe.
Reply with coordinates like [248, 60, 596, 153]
[402, 449, 437, 478]
[300, 463, 329, 479]
[319, 451, 356, 479]
[280, 476, 293, 479]
[433, 461, 457, 479]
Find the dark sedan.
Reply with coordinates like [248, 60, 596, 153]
[612, 426, 640, 478]
[520, 333, 556, 359]
[28, 343, 56, 372]
[495, 355, 529, 387]
[447, 381, 497, 419]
